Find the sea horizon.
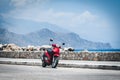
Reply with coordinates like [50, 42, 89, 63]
[74, 49, 120, 52]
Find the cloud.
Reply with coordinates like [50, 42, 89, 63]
[10, 0, 49, 8]
[10, 0, 27, 7]
[6, 8, 97, 28]
[3, 0, 100, 29]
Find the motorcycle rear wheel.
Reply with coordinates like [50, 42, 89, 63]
[42, 61, 46, 67]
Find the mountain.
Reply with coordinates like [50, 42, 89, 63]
[3, 18, 70, 34]
[0, 28, 112, 49]
[0, 28, 28, 46]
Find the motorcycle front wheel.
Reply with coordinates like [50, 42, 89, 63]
[52, 56, 59, 68]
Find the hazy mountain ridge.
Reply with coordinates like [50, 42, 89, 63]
[3, 17, 70, 34]
[0, 28, 111, 49]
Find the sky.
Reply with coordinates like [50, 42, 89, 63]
[0, 0, 120, 48]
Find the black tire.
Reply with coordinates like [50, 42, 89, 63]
[42, 61, 46, 67]
[52, 57, 59, 68]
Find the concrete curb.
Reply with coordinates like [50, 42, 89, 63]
[0, 61, 41, 66]
[58, 63, 120, 70]
[0, 60, 120, 70]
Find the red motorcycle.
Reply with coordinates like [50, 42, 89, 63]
[41, 44, 60, 68]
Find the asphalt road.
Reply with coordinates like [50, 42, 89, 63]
[0, 64, 120, 80]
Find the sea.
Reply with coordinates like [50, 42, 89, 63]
[74, 49, 120, 52]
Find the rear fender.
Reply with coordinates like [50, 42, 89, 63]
[45, 51, 51, 59]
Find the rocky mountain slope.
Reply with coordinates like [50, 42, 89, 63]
[0, 28, 111, 49]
